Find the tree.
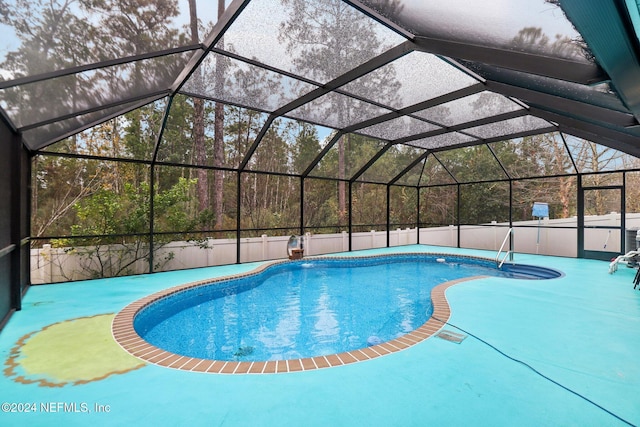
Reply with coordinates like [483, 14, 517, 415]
[512, 25, 585, 60]
[279, 0, 402, 224]
[90, 0, 185, 57]
[52, 177, 200, 279]
[123, 100, 167, 162]
[225, 105, 268, 167]
[213, 0, 226, 230]
[155, 94, 195, 167]
[0, 0, 97, 127]
[352, 182, 386, 230]
[430, 145, 509, 224]
[390, 185, 417, 227]
[240, 119, 300, 232]
[187, 0, 209, 221]
[0, 0, 97, 79]
[292, 122, 323, 173]
[571, 138, 627, 216]
[490, 133, 576, 220]
[31, 154, 105, 238]
[1, 0, 187, 130]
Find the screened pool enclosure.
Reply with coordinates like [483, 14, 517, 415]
[3, 0, 640, 321]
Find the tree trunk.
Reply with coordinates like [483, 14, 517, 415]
[213, 0, 226, 230]
[188, 0, 209, 217]
[194, 99, 208, 212]
[214, 102, 224, 229]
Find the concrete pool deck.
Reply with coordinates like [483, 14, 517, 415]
[1, 245, 639, 426]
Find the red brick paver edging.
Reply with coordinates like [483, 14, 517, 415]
[112, 253, 489, 374]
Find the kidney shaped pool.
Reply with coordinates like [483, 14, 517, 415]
[125, 254, 561, 366]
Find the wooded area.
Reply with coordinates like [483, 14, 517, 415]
[31, 97, 640, 240]
[3, 0, 640, 279]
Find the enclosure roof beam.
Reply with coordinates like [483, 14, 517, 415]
[239, 41, 414, 171]
[20, 90, 170, 133]
[486, 143, 512, 180]
[392, 109, 530, 145]
[238, 115, 276, 171]
[33, 95, 168, 152]
[533, 107, 640, 158]
[388, 149, 430, 186]
[430, 152, 459, 185]
[423, 127, 558, 154]
[342, 83, 485, 134]
[343, 0, 415, 40]
[151, 96, 175, 165]
[413, 36, 607, 85]
[485, 80, 638, 128]
[350, 142, 394, 183]
[0, 45, 203, 91]
[170, 0, 252, 94]
[559, 0, 640, 123]
[271, 41, 414, 118]
[301, 132, 344, 178]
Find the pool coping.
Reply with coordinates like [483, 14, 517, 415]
[111, 253, 490, 374]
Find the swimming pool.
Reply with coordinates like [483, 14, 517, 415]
[113, 253, 561, 372]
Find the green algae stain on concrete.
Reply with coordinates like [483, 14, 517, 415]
[5, 314, 145, 387]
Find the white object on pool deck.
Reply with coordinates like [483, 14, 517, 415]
[609, 250, 640, 273]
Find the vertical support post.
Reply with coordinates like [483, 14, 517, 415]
[577, 174, 585, 258]
[621, 172, 626, 255]
[456, 184, 461, 248]
[149, 165, 155, 273]
[20, 147, 31, 297]
[348, 181, 352, 252]
[509, 180, 514, 261]
[386, 185, 390, 247]
[300, 176, 305, 236]
[416, 186, 420, 245]
[261, 234, 268, 260]
[10, 132, 26, 310]
[236, 172, 242, 264]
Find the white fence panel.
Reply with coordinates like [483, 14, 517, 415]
[30, 213, 640, 283]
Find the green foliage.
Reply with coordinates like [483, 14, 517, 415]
[352, 182, 386, 228]
[292, 122, 323, 174]
[51, 177, 205, 279]
[390, 186, 417, 225]
[304, 179, 341, 229]
[420, 186, 457, 226]
[459, 182, 510, 224]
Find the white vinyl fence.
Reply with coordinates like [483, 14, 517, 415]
[31, 213, 640, 283]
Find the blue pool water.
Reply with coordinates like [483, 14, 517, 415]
[134, 255, 560, 362]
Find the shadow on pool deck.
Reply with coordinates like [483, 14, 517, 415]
[1, 245, 639, 426]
